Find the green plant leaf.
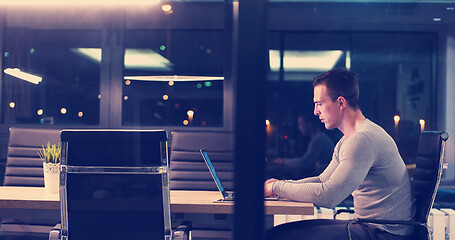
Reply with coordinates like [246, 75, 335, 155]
[38, 142, 61, 164]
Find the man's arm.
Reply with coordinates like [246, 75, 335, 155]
[285, 155, 337, 184]
[272, 133, 376, 208]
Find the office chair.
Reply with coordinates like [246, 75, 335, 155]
[338, 131, 449, 240]
[1, 127, 61, 240]
[49, 129, 189, 240]
[169, 131, 234, 191]
[169, 131, 234, 240]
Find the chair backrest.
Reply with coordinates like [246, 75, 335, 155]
[60, 129, 170, 240]
[3, 127, 61, 186]
[412, 131, 449, 223]
[169, 131, 234, 191]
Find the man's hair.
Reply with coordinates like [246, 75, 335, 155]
[313, 68, 360, 109]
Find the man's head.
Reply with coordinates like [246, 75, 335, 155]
[312, 69, 360, 130]
[313, 68, 359, 109]
[297, 114, 322, 136]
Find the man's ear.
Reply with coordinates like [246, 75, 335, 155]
[338, 97, 347, 110]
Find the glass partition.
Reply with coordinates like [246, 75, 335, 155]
[265, 2, 450, 179]
[1, 29, 101, 125]
[0, 1, 453, 239]
[122, 30, 224, 127]
[266, 31, 437, 165]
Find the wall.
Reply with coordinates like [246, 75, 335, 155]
[443, 25, 455, 182]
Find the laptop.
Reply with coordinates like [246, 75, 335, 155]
[200, 149, 279, 202]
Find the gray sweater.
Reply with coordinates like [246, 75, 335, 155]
[272, 119, 415, 236]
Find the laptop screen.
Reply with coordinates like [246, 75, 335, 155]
[200, 149, 226, 195]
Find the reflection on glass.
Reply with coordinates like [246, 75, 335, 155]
[2, 30, 101, 125]
[122, 74, 223, 127]
[4, 68, 42, 84]
[269, 50, 343, 72]
[122, 30, 224, 127]
[73, 48, 172, 70]
[267, 30, 436, 168]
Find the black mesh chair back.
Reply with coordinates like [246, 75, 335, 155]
[59, 130, 170, 240]
[169, 131, 234, 191]
[169, 131, 234, 240]
[412, 131, 449, 224]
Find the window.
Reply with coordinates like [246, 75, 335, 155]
[266, 31, 437, 165]
[122, 30, 225, 127]
[2, 29, 101, 125]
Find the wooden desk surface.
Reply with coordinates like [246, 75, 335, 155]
[171, 190, 313, 215]
[0, 186, 60, 210]
[0, 187, 313, 216]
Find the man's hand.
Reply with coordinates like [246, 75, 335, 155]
[264, 178, 279, 197]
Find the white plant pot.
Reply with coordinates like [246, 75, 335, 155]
[43, 162, 60, 194]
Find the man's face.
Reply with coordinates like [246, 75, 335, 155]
[313, 84, 342, 130]
[297, 116, 307, 136]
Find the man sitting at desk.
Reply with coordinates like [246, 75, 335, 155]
[264, 69, 415, 240]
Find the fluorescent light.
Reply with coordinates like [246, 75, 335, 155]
[269, 50, 343, 72]
[345, 51, 351, 69]
[0, 0, 160, 7]
[124, 75, 224, 82]
[71, 48, 101, 63]
[71, 48, 173, 70]
[125, 49, 173, 70]
[4, 68, 42, 84]
[269, 50, 281, 71]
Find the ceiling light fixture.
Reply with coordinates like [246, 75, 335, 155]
[269, 50, 343, 72]
[4, 68, 42, 84]
[0, 0, 161, 7]
[161, 3, 173, 14]
[72, 48, 173, 70]
[124, 75, 223, 82]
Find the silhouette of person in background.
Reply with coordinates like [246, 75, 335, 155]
[267, 113, 334, 179]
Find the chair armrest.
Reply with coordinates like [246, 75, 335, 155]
[49, 223, 61, 240]
[173, 221, 192, 240]
[333, 209, 355, 219]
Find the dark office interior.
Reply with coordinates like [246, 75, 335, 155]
[0, 1, 454, 240]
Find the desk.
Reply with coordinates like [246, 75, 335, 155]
[0, 187, 313, 216]
[171, 190, 314, 215]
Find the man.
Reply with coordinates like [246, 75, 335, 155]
[267, 114, 334, 179]
[264, 69, 415, 240]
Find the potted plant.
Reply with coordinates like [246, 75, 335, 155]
[38, 142, 61, 194]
